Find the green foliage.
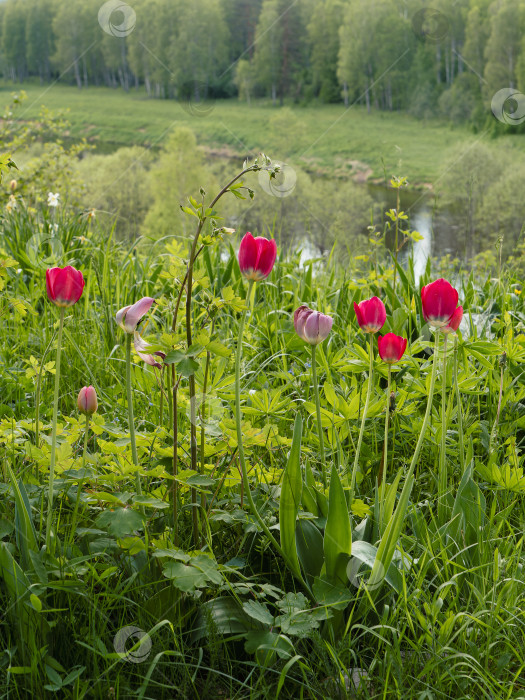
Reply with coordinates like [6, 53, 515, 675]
[0, 154, 525, 699]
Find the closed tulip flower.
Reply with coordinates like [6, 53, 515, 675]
[354, 296, 386, 333]
[238, 232, 277, 281]
[46, 266, 85, 307]
[116, 297, 156, 333]
[77, 386, 98, 415]
[378, 333, 407, 364]
[294, 305, 333, 345]
[421, 278, 460, 329]
[441, 306, 463, 334]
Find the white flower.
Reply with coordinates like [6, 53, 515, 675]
[248, 389, 257, 395]
[52, 223, 59, 233]
[47, 192, 60, 207]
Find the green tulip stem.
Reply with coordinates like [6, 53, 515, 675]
[45, 307, 65, 551]
[408, 332, 440, 481]
[438, 332, 448, 523]
[311, 343, 327, 487]
[69, 413, 90, 546]
[126, 333, 142, 497]
[349, 335, 375, 501]
[379, 363, 392, 533]
[453, 335, 465, 474]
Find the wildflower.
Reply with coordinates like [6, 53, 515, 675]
[48, 192, 60, 207]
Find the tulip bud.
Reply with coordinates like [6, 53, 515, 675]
[377, 333, 408, 364]
[354, 297, 386, 334]
[46, 266, 85, 307]
[77, 386, 98, 415]
[294, 305, 333, 345]
[421, 278, 461, 329]
[9, 179, 17, 192]
[238, 232, 277, 281]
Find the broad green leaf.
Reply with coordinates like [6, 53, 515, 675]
[323, 464, 352, 585]
[279, 414, 303, 579]
[162, 561, 208, 592]
[95, 508, 145, 538]
[242, 600, 274, 626]
[295, 519, 323, 584]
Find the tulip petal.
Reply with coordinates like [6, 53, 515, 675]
[294, 305, 312, 341]
[122, 297, 156, 333]
[133, 332, 165, 368]
[442, 305, 463, 334]
[238, 233, 258, 277]
[116, 305, 131, 331]
[254, 237, 277, 279]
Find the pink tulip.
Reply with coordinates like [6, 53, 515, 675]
[116, 297, 155, 333]
[441, 306, 463, 334]
[133, 332, 165, 369]
[294, 305, 333, 345]
[77, 386, 98, 415]
[421, 278, 460, 329]
[46, 266, 85, 307]
[378, 333, 408, 364]
[238, 232, 277, 281]
[354, 297, 386, 334]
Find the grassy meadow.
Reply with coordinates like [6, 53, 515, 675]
[2, 81, 522, 184]
[1, 80, 525, 700]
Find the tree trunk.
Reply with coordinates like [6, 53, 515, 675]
[74, 59, 82, 89]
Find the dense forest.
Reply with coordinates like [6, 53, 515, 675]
[1, 0, 525, 127]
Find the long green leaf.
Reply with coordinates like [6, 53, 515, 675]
[323, 464, 352, 585]
[7, 465, 38, 570]
[368, 474, 414, 592]
[279, 414, 303, 580]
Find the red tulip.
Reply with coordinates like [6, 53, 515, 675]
[421, 278, 460, 329]
[294, 305, 333, 345]
[441, 306, 463, 334]
[354, 297, 386, 334]
[116, 297, 155, 333]
[378, 333, 407, 364]
[77, 386, 98, 415]
[238, 232, 277, 281]
[46, 266, 85, 307]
